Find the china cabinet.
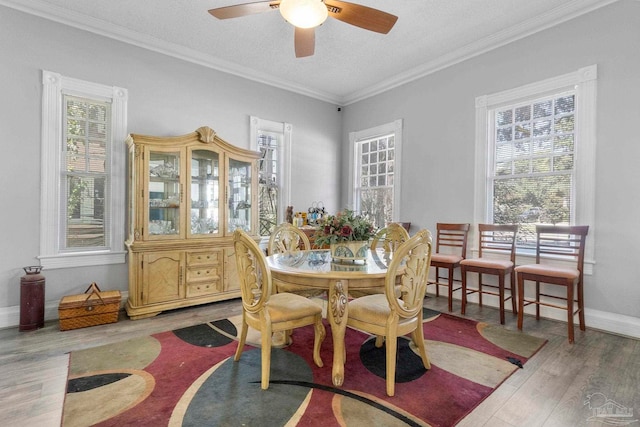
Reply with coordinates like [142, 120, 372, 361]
[125, 126, 259, 319]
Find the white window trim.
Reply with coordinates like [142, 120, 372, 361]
[348, 119, 403, 221]
[249, 116, 292, 235]
[39, 70, 127, 269]
[474, 65, 596, 273]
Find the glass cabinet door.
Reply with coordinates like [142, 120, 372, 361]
[147, 150, 181, 238]
[190, 149, 220, 236]
[227, 158, 253, 234]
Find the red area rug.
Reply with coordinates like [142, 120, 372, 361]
[62, 310, 546, 427]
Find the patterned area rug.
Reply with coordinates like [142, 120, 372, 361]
[62, 309, 546, 427]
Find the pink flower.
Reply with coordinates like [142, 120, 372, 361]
[340, 225, 353, 237]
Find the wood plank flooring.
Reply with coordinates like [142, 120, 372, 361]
[0, 295, 637, 426]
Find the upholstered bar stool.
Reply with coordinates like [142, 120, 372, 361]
[460, 224, 518, 324]
[515, 225, 589, 343]
[427, 223, 470, 312]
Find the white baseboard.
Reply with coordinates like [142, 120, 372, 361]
[0, 291, 129, 330]
[431, 293, 640, 340]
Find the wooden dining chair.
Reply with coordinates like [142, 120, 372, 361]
[347, 229, 433, 396]
[233, 229, 325, 389]
[370, 222, 410, 252]
[427, 223, 470, 312]
[515, 225, 589, 343]
[349, 222, 410, 299]
[460, 224, 518, 324]
[267, 222, 310, 255]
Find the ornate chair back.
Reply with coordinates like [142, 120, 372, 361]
[371, 222, 410, 252]
[268, 222, 311, 255]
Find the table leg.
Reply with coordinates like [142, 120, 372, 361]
[328, 279, 349, 386]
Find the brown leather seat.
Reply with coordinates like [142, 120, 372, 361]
[460, 224, 518, 324]
[427, 223, 470, 311]
[515, 225, 589, 343]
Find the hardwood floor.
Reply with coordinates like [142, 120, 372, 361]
[0, 295, 637, 426]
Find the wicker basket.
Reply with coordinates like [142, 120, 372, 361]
[58, 283, 121, 331]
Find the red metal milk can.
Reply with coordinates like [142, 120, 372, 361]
[20, 266, 45, 331]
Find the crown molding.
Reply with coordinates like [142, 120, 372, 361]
[1, 0, 620, 106]
[0, 0, 342, 104]
[341, 0, 619, 105]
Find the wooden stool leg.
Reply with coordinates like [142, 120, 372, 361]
[517, 273, 525, 330]
[510, 271, 517, 314]
[577, 281, 586, 331]
[567, 282, 575, 344]
[535, 281, 541, 320]
[461, 266, 467, 315]
[498, 273, 505, 325]
[447, 267, 454, 312]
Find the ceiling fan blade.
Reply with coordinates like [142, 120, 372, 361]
[324, 0, 397, 34]
[208, 1, 280, 20]
[294, 27, 315, 58]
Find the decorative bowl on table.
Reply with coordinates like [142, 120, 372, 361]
[330, 241, 369, 263]
[313, 209, 376, 264]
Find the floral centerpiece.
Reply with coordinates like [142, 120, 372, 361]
[314, 210, 376, 262]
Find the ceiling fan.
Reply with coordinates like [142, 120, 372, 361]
[208, 0, 398, 58]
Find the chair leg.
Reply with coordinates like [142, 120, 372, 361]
[577, 281, 586, 331]
[234, 317, 249, 361]
[261, 322, 273, 389]
[535, 281, 541, 320]
[434, 267, 440, 297]
[517, 273, 525, 330]
[375, 335, 384, 347]
[510, 271, 517, 314]
[478, 273, 483, 307]
[567, 282, 575, 344]
[461, 266, 467, 315]
[313, 315, 325, 367]
[411, 327, 431, 370]
[498, 273, 505, 325]
[385, 332, 398, 397]
[447, 267, 454, 312]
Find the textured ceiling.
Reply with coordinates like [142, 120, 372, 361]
[2, 0, 617, 104]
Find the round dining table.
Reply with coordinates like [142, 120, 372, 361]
[266, 248, 400, 387]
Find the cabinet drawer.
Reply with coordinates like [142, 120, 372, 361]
[187, 281, 221, 297]
[187, 266, 221, 282]
[187, 251, 222, 266]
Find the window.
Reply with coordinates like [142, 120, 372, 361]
[475, 65, 596, 266]
[249, 116, 292, 237]
[40, 71, 127, 268]
[349, 119, 403, 229]
[491, 92, 576, 246]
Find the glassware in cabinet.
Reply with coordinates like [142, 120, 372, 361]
[190, 149, 220, 236]
[147, 150, 181, 237]
[227, 158, 253, 234]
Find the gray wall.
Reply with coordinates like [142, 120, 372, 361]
[1, 1, 638, 332]
[0, 6, 341, 315]
[342, 0, 640, 320]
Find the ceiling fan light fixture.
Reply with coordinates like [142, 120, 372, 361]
[279, 0, 328, 29]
